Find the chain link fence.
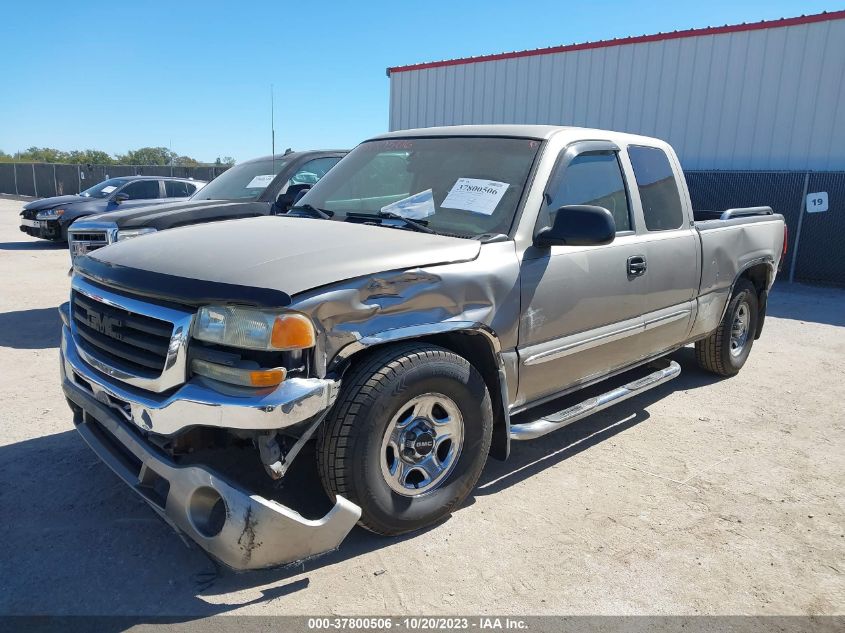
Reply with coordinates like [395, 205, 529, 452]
[0, 162, 228, 198]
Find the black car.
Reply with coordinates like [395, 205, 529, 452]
[19, 176, 206, 241]
[67, 150, 345, 260]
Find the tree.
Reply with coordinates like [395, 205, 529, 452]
[0, 145, 231, 165]
[117, 146, 176, 166]
[66, 150, 114, 165]
[173, 155, 200, 166]
[18, 146, 69, 163]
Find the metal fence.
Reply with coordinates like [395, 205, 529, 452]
[0, 163, 841, 285]
[0, 162, 229, 198]
[685, 171, 844, 286]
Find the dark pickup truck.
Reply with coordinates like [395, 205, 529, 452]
[67, 150, 345, 261]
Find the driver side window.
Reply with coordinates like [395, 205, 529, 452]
[545, 151, 631, 233]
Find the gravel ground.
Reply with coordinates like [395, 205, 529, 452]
[0, 197, 842, 617]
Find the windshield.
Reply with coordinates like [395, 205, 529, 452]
[80, 178, 129, 198]
[192, 158, 288, 201]
[296, 137, 541, 237]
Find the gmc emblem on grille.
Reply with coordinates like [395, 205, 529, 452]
[71, 242, 88, 256]
[87, 311, 124, 341]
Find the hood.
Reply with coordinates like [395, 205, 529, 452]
[86, 216, 480, 299]
[23, 195, 85, 211]
[83, 199, 269, 229]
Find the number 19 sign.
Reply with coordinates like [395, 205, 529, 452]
[806, 192, 829, 213]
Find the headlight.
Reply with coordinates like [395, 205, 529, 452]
[116, 227, 157, 241]
[193, 306, 316, 351]
[35, 208, 64, 220]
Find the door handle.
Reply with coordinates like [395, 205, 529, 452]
[627, 255, 647, 277]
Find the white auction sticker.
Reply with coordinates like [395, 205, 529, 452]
[381, 189, 435, 220]
[101, 186, 116, 194]
[806, 192, 828, 213]
[246, 174, 275, 189]
[442, 178, 509, 215]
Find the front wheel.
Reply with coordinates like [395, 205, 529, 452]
[317, 343, 493, 536]
[695, 279, 759, 376]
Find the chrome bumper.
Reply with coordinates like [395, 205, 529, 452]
[60, 320, 338, 437]
[61, 333, 362, 570]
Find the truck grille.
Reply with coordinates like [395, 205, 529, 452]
[69, 230, 110, 260]
[71, 291, 174, 376]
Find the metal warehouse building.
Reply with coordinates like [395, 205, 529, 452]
[386, 11, 845, 286]
[387, 11, 845, 171]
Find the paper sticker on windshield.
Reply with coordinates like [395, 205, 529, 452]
[246, 174, 275, 189]
[101, 185, 117, 194]
[381, 189, 435, 220]
[442, 178, 508, 215]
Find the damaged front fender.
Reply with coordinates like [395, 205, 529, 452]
[291, 240, 522, 381]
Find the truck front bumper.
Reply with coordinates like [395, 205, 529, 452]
[60, 313, 338, 437]
[60, 323, 362, 570]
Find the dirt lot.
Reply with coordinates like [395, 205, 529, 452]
[0, 196, 842, 617]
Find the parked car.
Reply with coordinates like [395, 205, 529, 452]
[66, 150, 346, 261]
[59, 125, 786, 570]
[19, 176, 206, 242]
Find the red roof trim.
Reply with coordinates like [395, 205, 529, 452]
[387, 10, 845, 76]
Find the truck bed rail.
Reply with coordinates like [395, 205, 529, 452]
[694, 206, 774, 222]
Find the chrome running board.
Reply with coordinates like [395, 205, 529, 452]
[509, 359, 681, 441]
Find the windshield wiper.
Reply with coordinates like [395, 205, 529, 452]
[377, 210, 435, 234]
[287, 204, 333, 219]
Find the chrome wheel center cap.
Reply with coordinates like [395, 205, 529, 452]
[403, 422, 435, 459]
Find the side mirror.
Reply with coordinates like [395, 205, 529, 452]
[113, 193, 130, 204]
[534, 205, 616, 247]
[274, 183, 312, 213]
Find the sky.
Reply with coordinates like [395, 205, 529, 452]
[0, 0, 841, 163]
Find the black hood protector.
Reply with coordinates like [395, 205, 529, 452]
[74, 256, 291, 309]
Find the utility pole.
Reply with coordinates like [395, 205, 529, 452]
[271, 84, 276, 173]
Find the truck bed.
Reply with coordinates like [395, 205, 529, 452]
[687, 206, 786, 340]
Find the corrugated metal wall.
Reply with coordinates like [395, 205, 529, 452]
[389, 17, 845, 171]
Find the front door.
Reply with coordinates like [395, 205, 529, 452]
[517, 142, 651, 406]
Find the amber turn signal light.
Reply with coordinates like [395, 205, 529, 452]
[249, 368, 287, 387]
[270, 313, 316, 350]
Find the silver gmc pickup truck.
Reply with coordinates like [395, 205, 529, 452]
[60, 125, 787, 570]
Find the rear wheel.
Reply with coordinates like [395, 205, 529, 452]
[695, 279, 758, 376]
[317, 343, 493, 535]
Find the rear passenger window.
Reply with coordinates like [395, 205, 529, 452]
[546, 151, 631, 232]
[628, 146, 684, 231]
[165, 181, 190, 197]
[120, 180, 160, 200]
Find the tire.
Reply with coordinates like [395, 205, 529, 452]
[317, 343, 493, 536]
[695, 278, 758, 376]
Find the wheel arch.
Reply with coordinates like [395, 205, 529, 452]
[329, 323, 512, 461]
[732, 259, 774, 340]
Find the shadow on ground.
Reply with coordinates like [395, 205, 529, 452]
[0, 347, 723, 617]
[0, 240, 66, 250]
[0, 307, 62, 349]
[766, 283, 845, 327]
